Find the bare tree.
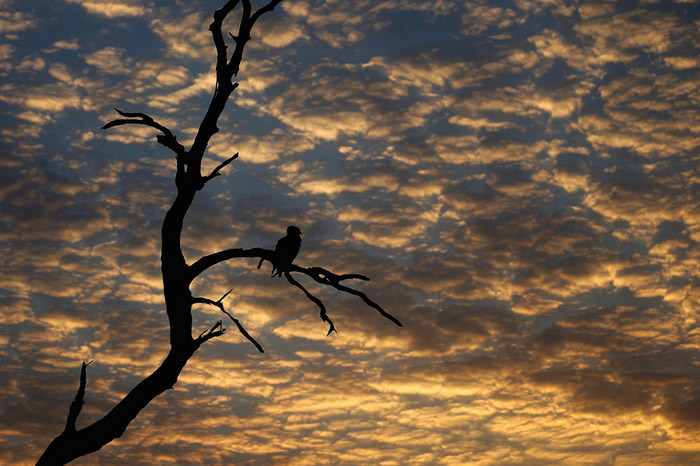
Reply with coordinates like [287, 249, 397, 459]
[37, 1, 401, 464]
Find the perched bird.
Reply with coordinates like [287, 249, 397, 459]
[258, 226, 302, 277]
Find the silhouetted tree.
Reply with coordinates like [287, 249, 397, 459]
[37, 1, 401, 464]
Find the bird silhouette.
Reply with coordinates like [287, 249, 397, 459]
[258, 226, 302, 277]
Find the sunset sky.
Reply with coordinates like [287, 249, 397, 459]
[2, 0, 700, 464]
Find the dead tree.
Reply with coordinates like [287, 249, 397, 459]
[37, 1, 401, 464]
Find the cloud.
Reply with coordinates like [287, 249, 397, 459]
[84, 46, 132, 74]
[52, 39, 80, 50]
[255, 15, 306, 48]
[65, 0, 148, 18]
[0, 8, 35, 35]
[3, 0, 700, 463]
[149, 12, 210, 59]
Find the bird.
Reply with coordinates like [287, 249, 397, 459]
[258, 226, 302, 277]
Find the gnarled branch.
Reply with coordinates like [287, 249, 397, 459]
[190, 247, 274, 280]
[40, 1, 403, 463]
[102, 108, 185, 157]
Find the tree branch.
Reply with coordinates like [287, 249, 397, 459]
[64, 361, 93, 433]
[251, 0, 285, 25]
[288, 264, 403, 327]
[190, 247, 275, 280]
[102, 108, 185, 157]
[210, 0, 241, 77]
[241, 0, 252, 23]
[284, 272, 336, 336]
[199, 152, 239, 190]
[189, 248, 402, 329]
[190, 0, 261, 170]
[196, 320, 226, 345]
[192, 290, 264, 353]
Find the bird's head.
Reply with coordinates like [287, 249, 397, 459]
[287, 225, 302, 236]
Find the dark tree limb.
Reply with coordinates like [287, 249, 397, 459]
[290, 264, 403, 327]
[38, 345, 199, 465]
[241, 0, 252, 24]
[284, 272, 336, 336]
[192, 290, 264, 353]
[251, 0, 285, 25]
[190, 247, 274, 280]
[64, 361, 92, 433]
[189, 247, 402, 328]
[195, 320, 226, 345]
[102, 108, 185, 157]
[199, 152, 239, 190]
[288, 264, 402, 328]
[190, 0, 281, 172]
[211, 0, 240, 77]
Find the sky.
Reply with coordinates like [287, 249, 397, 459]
[1, 0, 700, 464]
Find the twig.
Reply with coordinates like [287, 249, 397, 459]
[251, 0, 284, 25]
[199, 152, 239, 190]
[197, 320, 226, 345]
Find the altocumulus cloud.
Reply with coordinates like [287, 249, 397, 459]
[2, 0, 700, 464]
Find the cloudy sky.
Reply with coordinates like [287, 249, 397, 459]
[2, 0, 700, 464]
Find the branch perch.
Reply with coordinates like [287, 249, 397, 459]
[190, 248, 403, 330]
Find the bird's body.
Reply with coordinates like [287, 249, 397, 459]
[258, 226, 302, 277]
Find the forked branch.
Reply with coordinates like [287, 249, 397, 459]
[193, 290, 264, 353]
[41, 0, 403, 463]
[211, 0, 241, 76]
[284, 272, 336, 335]
[200, 152, 239, 189]
[39, 1, 293, 463]
[289, 264, 403, 328]
[190, 247, 402, 332]
[196, 320, 226, 345]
